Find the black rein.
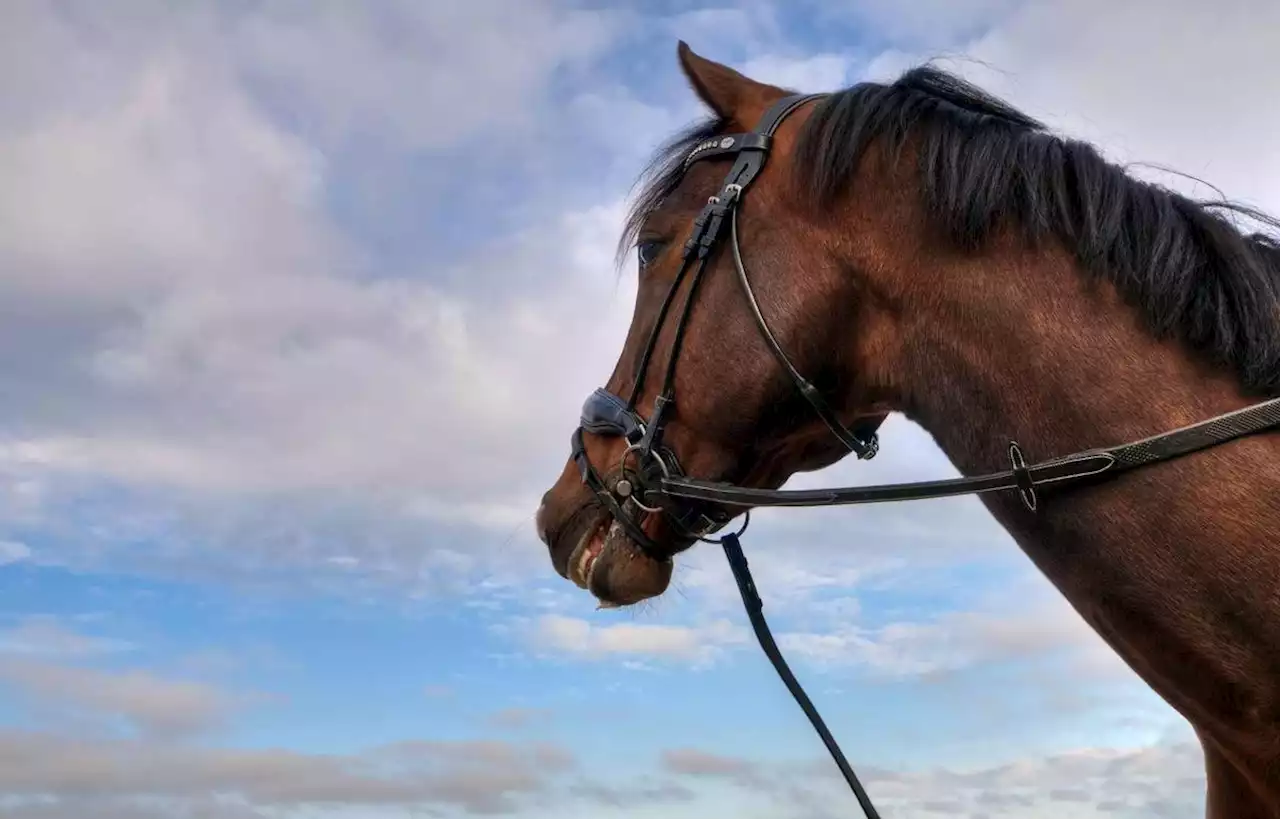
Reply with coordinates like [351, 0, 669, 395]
[659, 395, 1280, 512]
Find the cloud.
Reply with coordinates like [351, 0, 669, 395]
[566, 779, 698, 808]
[0, 0, 1132, 608]
[486, 706, 554, 730]
[862, 0, 1280, 214]
[656, 733, 1206, 819]
[235, 0, 622, 151]
[0, 5, 1258, 819]
[530, 614, 748, 666]
[0, 659, 244, 740]
[0, 1, 621, 153]
[0, 730, 582, 816]
[0, 198, 638, 589]
[869, 738, 1206, 818]
[660, 748, 759, 780]
[0, 539, 31, 565]
[0, 799, 269, 819]
[0, 723, 1205, 818]
[0, 0, 649, 589]
[661, 4, 784, 60]
[775, 593, 1127, 679]
[0, 616, 135, 659]
[0, 620, 255, 740]
[1, 0, 1275, 656]
[740, 53, 856, 91]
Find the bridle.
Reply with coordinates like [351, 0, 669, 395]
[569, 92, 1280, 819]
[571, 93, 883, 560]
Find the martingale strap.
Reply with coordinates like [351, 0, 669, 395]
[722, 533, 882, 819]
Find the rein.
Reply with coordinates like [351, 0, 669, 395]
[570, 91, 1280, 819]
[661, 395, 1280, 512]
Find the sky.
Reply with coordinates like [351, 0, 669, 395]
[1, 0, 1278, 817]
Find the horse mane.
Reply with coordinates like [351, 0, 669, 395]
[620, 65, 1280, 395]
[794, 65, 1280, 396]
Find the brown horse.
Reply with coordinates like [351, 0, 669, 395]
[535, 42, 1280, 816]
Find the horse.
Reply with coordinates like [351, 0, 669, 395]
[535, 41, 1280, 817]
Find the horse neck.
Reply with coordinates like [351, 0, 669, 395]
[895, 234, 1256, 476]
[867, 225, 1280, 784]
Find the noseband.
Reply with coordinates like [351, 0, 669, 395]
[572, 93, 881, 559]
[568, 93, 1280, 819]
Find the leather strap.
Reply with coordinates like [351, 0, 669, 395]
[658, 396, 1280, 508]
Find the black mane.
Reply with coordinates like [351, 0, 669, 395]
[795, 66, 1280, 394]
[624, 65, 1280, 395]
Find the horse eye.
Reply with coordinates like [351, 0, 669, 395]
[637, 240, 666, 268]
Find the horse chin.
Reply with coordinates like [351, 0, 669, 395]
[580, 517, 674, 607]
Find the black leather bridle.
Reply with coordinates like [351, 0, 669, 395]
[569, 92, 1280, 819]
[571, 93, 882, 560]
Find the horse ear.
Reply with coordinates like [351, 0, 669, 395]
[677, 41, 780, 121]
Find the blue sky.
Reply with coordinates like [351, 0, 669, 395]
[1, 0, 1278, 817]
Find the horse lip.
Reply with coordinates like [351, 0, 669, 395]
[547, 502, 605, 580]
[567, 517, 609, 588]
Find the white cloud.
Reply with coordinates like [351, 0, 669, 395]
[0, 0, 1276, 618]
[531, 614, 748, 666]
[0, 617, 134, 658]
[486, 706, 554, 730]
[777, 596, 1126, 679]
[0, 2, 620, 154]
[741, 53, 856, 91]
[662, 4, 783, 59]
[655, 730, 1205, 819]
[0, 1, 651, 587]
[0, 4, 1261, 818]
[0, 540, 31, 565]
[0, 724, 1207, 818]
[0, 57, 330, 307]
[862, 0, 1280, 214]
[661, 747, 759, 780]
[0, 659, 243, 740]
[0, 0, 1035, 605]
[0, 730, 583, 817]
[235, 0, 621, 150]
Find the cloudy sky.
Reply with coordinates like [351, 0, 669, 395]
[2, 0, 1278, 817]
